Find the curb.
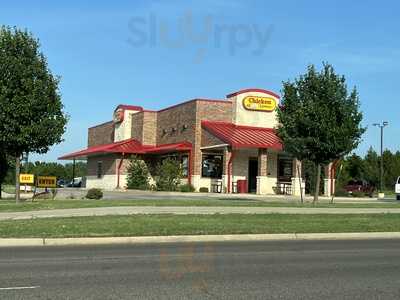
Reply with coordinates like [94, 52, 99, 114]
[1, 232, 400, 247]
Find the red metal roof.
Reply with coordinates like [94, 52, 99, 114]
[145, 141, 192, 154]
[59, 139, 192, 160]
[202, 120, 283, 150]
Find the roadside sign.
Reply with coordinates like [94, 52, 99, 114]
[20, 174, 34, 184]
[37, 176, 57, 188]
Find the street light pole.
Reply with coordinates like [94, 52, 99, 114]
[373, 121, 389, 197]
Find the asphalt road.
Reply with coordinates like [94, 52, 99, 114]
[1, 240, 400, 299]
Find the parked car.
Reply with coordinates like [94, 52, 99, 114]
[57, 179, 66, 188]
[66, 177, 83, 188]
[344, 180, 375, 196]
[396, 176, 400, 201]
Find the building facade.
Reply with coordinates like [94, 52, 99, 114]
[60, 88, 326, 196]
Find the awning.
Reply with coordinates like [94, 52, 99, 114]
[58, 139, 192, 160]
[145, 142, 192, 154]
[202, 120, 283, 150]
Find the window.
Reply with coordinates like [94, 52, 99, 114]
[202, 154, 223, 178]
[97, 161, 103, 179]
[278, 156, 293, 182]
[181, 155, 189, 177]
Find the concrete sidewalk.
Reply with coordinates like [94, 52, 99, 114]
[2, 205, 400, 221]
[1, 232, 400, 247]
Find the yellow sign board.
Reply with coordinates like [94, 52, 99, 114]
[20, 174, 34, 184]
[243, 96, 277, 112]
[37, 176, 57, 188]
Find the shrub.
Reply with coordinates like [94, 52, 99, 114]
[126, 156, 150, 190]
[199, 187, 209, 193]
[154, 158, 183, 191]
[334, 188, 349, 197]
[179, 183, 195, 192]
[352, 191, 365, 198]
[86, 188, 103, 199]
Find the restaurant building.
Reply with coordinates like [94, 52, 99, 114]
[59, 88, 335, 196]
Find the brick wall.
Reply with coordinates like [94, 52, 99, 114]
[87, 154, 118, 176]
[88, 121, 114, 147]
[142, 111, 157, 145]
[156, 101, 197, 146]
[131, 113, 144, 142]
[201, 128, 225, 148]
[194, 100, 232, 175]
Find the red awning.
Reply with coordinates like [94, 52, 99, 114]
[145, 142, 192, 154]
[59, 139, 192, 160]
[202, 120, 283, 150]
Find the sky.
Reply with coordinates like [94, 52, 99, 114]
[1, 0, 399, 162]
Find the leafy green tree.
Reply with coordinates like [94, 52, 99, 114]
[154, 158, 182, 191]
[126, 156, 150, 190]
[346, 154, 365, 181]
[0, 26, 68, 203]
[363, 147, 380, 189]
[277, 63, 365, 202]
[0, 149, 9, 199]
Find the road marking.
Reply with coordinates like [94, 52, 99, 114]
[0, 286, 39, 291]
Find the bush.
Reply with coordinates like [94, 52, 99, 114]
[351, 191, 366, 198]
[86, 188, 103, 199]
[179, 183, 195, 192]
[154, 158, 183, 191]
[199, 187, 209, 193]
[126, 156, 150, 190]
[334, 188, 349, 197]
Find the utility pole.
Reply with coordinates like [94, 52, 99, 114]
[373, 121, 389, 198]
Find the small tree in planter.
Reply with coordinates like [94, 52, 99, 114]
[154, 158, 183, 191]
[126, 156, 150, 190]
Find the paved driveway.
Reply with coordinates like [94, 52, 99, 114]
[55, 188, 396, 203]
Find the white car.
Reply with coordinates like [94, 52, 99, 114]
[396, 176, 400, 201]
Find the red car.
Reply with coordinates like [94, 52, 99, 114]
[344, 180, 375, 196]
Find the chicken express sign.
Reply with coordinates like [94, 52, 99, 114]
[242, 96, 277, 112]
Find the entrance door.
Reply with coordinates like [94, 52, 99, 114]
[248, 159, 258, 193]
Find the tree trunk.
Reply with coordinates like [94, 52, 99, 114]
[15, 156, 21, 204]
[313, 164, 321, 203]
[0, 182, 2, 199]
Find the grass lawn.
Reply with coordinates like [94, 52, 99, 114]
[0, 198, 399, 212]
[1, 214, 400, 238]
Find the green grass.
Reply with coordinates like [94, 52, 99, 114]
[0, 198, 399, 213]
[1, 214, 400, 238]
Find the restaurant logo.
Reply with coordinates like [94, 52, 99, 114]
[243, 96, 277, 112]
[113, 108, 124, 123]
[20, 174, 34, 184]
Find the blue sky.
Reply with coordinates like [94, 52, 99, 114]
[1, 0, 399, 162]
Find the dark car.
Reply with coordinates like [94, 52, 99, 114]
[66, 177, 83, 188]
[344, 180, 375, 196]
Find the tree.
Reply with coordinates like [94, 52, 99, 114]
[276, 63, 365, 202]
[0, 148, 9, 199]
[154, 158, 182, 191]
[126, 156, 150, 190]
[0, 26, 68, 203]
[363, 147, 379, 189]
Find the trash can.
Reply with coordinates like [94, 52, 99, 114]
[237, 179, 248, 193]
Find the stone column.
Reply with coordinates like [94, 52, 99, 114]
[324, 163, 335, 197]
[291, 158, 305, 196]
[222, 147, 232, 193]
[256, 149, 269, 195]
